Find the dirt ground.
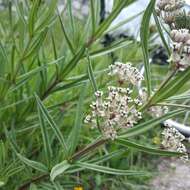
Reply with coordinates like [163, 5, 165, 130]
[150, 159, 190, 190]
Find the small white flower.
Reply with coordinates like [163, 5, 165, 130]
[84, 115, 92, 123]
[94, 90, 103, 98]
[162, 126, 188, 161]
[134, 98, 143, 106]
[85, 85, 143, 140]
[109, 62, 144, 85]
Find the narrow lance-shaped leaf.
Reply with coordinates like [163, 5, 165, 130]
[140, 0, 156, 97]
[17, 153, 48, 173]
[151, 68, 190, 104]
[88, 149, 126, 164]
[106, 11, 143, 34]
[28, 0, 40, 36]
[90, 0, 96, 34]
[50, 32, 59, 76]
[67, 83, 87, 156]
[0, 41, 8, 64]
[86, 49, 98, 91]
[57, 11, 75, 55]
[4, 128, 20, 154]
[89, 40, 132, 59]
[75, 162, 147, 176]
[17, 56, 65, 81]
[119, 109, 186, 138]
[15, 1, 27, 26]
[36, 95, 52, 166]
[153, 10, 170, 55]
[67, 0, 75, 38]
[35, 94, 68, 153]
[0, 141, 6, 166]
[5, 166, 24, 178]
[116, 139, 184, 156]
[61, 46, 86, 77]
[50, 160, 71, 181]
[35, 0, 58, 32]
[23, 28, 48, 60]
[93, 1, 129, 40]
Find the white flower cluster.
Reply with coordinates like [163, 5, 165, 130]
[162, 125, 188, 161]
[139, 88, 169, 118]
[108, 62, 144, 85]
[156, 0, 190, 70]
[171, 29, 190, 70]
[84, 87, 142, 140]
[156, 0, 185, 25]
[149, 105, 168, 118]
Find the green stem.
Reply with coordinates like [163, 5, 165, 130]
[139, 68, 178, 111]
[70, 138, 108, 161]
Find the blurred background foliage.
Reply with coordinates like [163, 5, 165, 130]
[0, 0, 189, 189]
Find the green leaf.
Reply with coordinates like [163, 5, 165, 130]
[50, 160, 70, 181]
[0, 41, 8, 64]
[61, 46, 86, 78]
[94, 1, 130, 39]
[106, 11, 143, 34]
[4, 128, 20, 154]
[153, 10, 170, 55]
[17, 153, 48, 173]
[5, 166, 24, 177]
[52, 69, 107, 93]
[67, 84, 87, 156]
[28, 0, 40, 37]
[151, 68, 190, 103]
[57, 11, 75, 55]
[89, 40, 132, 59]
[36, 95, 52, 166]
[140, 0, 156, 97]
[17, 56, 65, 81]
[116, 139, 183, 156]
[166, 93, 190, 101]
[35, 94, 68, 153]
[15, 0, 27, 26]
[23, 28, 48, 60]
[86, 50, 98, 92]
[120, 109, 185, 138]
[35, 0, 57, 32]
[0, 141, 6, 166]
[90, 0, 96, 34]
[75, 162, 147, 176]
[89, 149, 126, 164]
[67, 0, 75, 38]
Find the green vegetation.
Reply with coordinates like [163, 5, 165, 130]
[0, 0, 189, 189]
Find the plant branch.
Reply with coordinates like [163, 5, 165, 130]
[139, 67, 178, 111]
[70, 138, 108, 161]
[17, 174, 48, 190]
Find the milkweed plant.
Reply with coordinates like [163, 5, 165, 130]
[0, 0, 190, 189]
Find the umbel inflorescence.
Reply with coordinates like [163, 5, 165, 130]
[84, 62, 143, 140]
[156, 0, 185, 25]
[162, 122, 188, 161]
[156, 0, 190, 70]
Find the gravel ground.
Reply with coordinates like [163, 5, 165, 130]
[150, 159, 190, 190]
